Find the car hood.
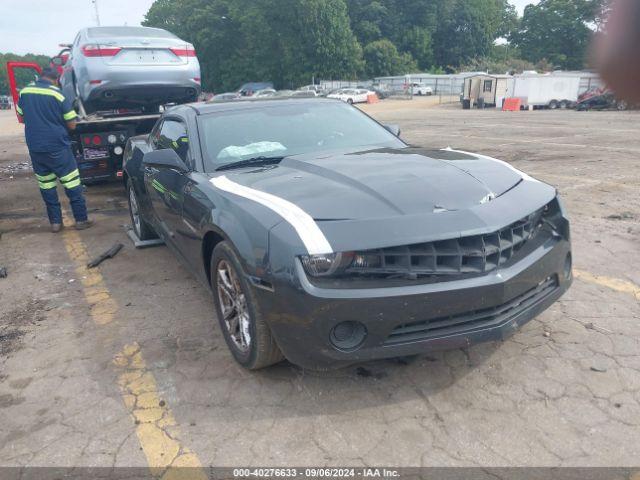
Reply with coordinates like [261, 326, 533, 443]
[209, 147, 524, 221]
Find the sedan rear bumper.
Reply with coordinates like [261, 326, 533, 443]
[256, 236, 571, 370]
[85, 82, 200, 107]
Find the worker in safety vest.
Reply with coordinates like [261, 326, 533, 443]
[171, 135, 189, 162]
[17, 67, 92, 232]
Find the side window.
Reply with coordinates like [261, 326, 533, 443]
[483, 80, 493, 93]
[157, 119, 191, 168]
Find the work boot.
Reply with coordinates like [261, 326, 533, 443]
[51, 223, 63, 233]
[74, 220, 94, 230]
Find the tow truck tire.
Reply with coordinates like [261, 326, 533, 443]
[127, 179, 157, 241]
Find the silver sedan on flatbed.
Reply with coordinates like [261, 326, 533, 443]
[60, 26, 201, 114]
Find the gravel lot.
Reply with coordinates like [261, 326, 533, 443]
[0, 101, 639, 469]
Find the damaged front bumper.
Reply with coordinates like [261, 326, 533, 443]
[259, 227, 571, 370]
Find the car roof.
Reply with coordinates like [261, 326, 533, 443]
[189, 97, 339, 115]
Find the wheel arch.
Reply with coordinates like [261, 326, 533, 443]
[201, 213, 271, 288]
[202, 228, 227, 286]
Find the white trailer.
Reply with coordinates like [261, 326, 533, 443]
[511, 73, 581, 109]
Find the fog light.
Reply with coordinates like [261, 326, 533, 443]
[564, 253, 572, 280]
[107, 134, 117, 144]
[330, 321, 367, 351]
[114, 146, 123, 155]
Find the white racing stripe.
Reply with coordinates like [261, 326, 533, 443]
[442, 147, 539, 183]
[211, 175, 333, 255]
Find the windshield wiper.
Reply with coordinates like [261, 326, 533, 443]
[215, 156, 285, 171]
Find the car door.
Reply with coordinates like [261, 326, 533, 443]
[143, 117, 192, 245]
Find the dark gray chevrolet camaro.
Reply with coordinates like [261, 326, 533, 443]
[123, 98, 572, 370]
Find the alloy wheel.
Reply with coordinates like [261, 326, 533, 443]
[216, 260, 251, 353]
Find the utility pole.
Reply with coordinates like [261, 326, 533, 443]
[92, 0, 101, 26]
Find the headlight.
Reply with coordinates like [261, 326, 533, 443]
[300, 252, 354, 277]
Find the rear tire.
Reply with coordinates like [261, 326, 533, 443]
[347, 98, 353, 105]
[126, 179, 157, 241]
[549, 100, 558, 109]
[559, 100, 568, 109]
[616, 100, 628, 111]
[210, 241, 284, 370]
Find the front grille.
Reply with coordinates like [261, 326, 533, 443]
[346, 207, 545, 279]
[384, 275, 558, 345]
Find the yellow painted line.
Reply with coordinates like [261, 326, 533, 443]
[62, 227, 117, 324]
[60, 212, 206, 479]
[114, 343, 207, 479]
[574, 269, 640, 300]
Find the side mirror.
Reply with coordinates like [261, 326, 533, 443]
[143, 148, 189, 173]
[51, 57, 64, 66]
[383, 124, 401, 137]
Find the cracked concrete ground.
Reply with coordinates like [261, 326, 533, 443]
[0, 102, 639, 468]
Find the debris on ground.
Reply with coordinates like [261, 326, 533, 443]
[0, 161, 32, 176]
[0, 267, 7, 278]
[605, 212, 635, 221]
[87, 242, 124, 268]
[590, 366, 608, 373]
[584, 322, 613, 334]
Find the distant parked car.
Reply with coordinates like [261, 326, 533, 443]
[291, 90, 317, 98]
[576, 91, 628, 111]
[410, 83, 433, 96]
[273, 90, 295, 98]
[578, 86, 608, 103]
[0, 95, 12, 110]
[60, 26, 201, 114]
[211, 92, 240, 102]
[238, 82, 274, 97]
[253, 89, 277, 98]
[298, 84, 324, 94]
[327, 88, 370, 104]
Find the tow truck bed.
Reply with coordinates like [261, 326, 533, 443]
[73, 112, 160, 183]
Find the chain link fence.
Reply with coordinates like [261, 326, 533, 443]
[319, 74, 478, 104]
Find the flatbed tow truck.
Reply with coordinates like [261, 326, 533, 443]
[6, 61, 161, 183]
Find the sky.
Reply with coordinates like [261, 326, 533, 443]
[0, 0, 156, 56]
[0, 0, 540, 57]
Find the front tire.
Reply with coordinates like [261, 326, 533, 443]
[210, 241, 284, 370]
[347, 98, 353, 105]
[127, 179, 156, 241]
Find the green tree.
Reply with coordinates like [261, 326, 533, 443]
[144, 0, 363, 91]
[513, 0, 600, 69]
[363, 39, 417, 77]
[432, 0, 513, 69]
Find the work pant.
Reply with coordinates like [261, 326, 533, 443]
[29, 148, 88, 225]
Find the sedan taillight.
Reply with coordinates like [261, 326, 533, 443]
[81, 44, 122, 57]
[170, 45, 196, 57]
